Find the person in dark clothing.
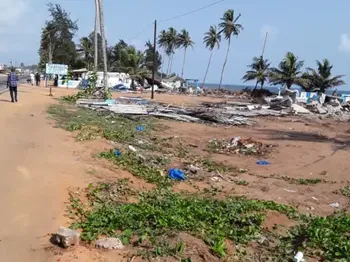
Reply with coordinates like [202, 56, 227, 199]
[54, 74, 58, 86]
[35, 73, 40, 86]
[7, 68, 19, 103]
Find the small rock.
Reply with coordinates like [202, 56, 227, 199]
[52, 227, 80, 248]
[128, 145, 137, 152]
[95, 237, 124, 250]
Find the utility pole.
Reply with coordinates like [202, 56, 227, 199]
[151, 20, 157, 100]
[98, 0, 108, 94]
[94, 0, 99, 70]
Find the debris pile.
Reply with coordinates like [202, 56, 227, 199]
[208, 137, 272, 155]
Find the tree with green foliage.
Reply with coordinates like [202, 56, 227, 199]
[167, 27, 178, 75]
[39, 3, 78, 70]
[177, 29, 194, 78]
[218, 9, 243, 88]
[157, 30, 168, 78]
[242, 56, 271, 90]
[269, 52, 308, 89]
[203, 25, 221, 88]
[77, 37, 93, 70]
[302, 59, 345, 93]
[144, 40, 162, 72]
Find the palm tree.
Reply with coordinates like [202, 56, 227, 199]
[242, 56, 271, 90]
[166, 27, 178, 75]
[77, 37, 93, 70]
[177, 29, 194, 79]
[303, 59, 345, 93]
[269, 52, 308, 89]
[218, 9, 243, 88]
[203, 25, 221, 88]
[157, 30, 168, 80]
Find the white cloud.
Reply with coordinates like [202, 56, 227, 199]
[0, 1, 28, 32]
[260, 24, 278, 41]
[339, 33, 350, 53]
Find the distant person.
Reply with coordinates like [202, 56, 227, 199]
[30, 72, 35, 85]
[7, 68, 19, 103]
[54, 74, 58, 86]
[35, 72, 40, 86]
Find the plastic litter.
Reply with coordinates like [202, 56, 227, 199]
[168, 168, 186, 181]
[136, 126, 145, 131]
[232, 136, 241, 147]
[294, 251, 304, 262]
[256, 160, 271, 165]
[329, 202, 340, 208]
[113, 149, 122, 157]
[128, 145, 137, 152]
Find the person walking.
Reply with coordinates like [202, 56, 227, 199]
[7, 68, 19, 103]
[30, 72, 35, 85]
[35, 72, 40, 86]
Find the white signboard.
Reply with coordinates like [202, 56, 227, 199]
[45, 63, 68, 75]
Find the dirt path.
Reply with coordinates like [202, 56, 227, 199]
[0, 87, 90, 261]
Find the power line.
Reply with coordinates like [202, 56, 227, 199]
[127, 0, 226, 40]
[159, 0, 227, 23]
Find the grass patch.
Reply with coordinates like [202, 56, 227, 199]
[70, 186, 299, 257]
[249, 173, 331, 185]
[279, 212, 350, 261]
[334, 186, 350, 198]
[47, 103, 153, 143]
[99, 149, 173, 188]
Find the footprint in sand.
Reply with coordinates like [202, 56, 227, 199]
[16, 166, 31, 179]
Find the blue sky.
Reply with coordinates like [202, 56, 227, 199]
[1, 0, 350, 87]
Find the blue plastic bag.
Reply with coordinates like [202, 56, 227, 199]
[168, 168, 186, 181]
[114, 149, 122, 157]
[136, 126, 145, 132]
[256, 160, 271, 165]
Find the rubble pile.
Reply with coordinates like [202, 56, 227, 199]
[208, 137, 272, 155]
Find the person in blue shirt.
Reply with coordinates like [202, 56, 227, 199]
[7, 68, 19, 103]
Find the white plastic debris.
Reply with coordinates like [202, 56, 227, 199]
[284, 189, 297, 193]
[294, 251, 304, 262]
[128, 145, 137, 152]
[329, 202, 340, 208]
[231, 136, 241, 147]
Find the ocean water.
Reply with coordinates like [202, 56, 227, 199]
[203, 83, 350, 96]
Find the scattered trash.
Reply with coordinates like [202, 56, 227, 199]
[128, 145, 137, 152]
[208, 137, 271, 155]
[211, 176, 219, 182]
[52, 227, 80, 248]
[256, 160, 271, 165]
[136, 126, 145, 131]
[284, 189, 297, 193]
[188, 164, 200, 174]
[95, 237, 124, 250]
[168, 168, 186, 181]
[294, 251, 304, 262]
[113, 149, 122, 157]
[329, 202, 340, 208]
[238, 168, 248, 173]
[312, 197, 319, 202]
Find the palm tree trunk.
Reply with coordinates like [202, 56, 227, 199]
[253, 81, 258, 91]
[219, 37, 231, 89]
[94, 0, 99, 70]
[160, 49, 165, 81]
[181, 48, 187, 79]
[98, 0, 108, 93]
[166, 55, 171, 77]
[202, 50, 213, 88]
[169, 53, 174, 75]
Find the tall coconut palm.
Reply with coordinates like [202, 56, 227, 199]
[157, 30, 168, 79]
[242, 56, 271, 90]
[98, 0, 108, 93]
[218, 9, 243, 88]
[177, 29, 194, 79]
[166, 27, 178, 75]
[269, 52, 308, 89]
[77, 37, 93, 70]
[303, 59, 345, 93]
[203, 25, 221, 88]
[94, 0, 99, 70]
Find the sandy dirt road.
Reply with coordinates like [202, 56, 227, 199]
[0, 86, 90, 261]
